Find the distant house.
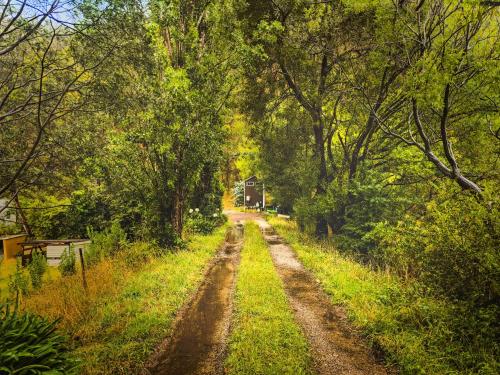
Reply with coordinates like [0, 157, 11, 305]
[0, 198, 16, 226]
[243, 176, 265, 209]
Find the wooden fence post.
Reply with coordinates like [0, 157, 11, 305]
[78, 247, 88, 291]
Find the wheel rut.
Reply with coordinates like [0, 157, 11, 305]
[144, 224, 243, 375]
[256, 219, 393, 375]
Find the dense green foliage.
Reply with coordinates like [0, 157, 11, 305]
[0, 0, 498, 373]
[86, 222, 128, 264]
[0, 305, 77, 374]
[368, 187, 499, 305]
[232, 181, 245, 207]
[0, 0, 236, 246]
[184, 209, 227, 235]
[231, 2, 499, 370]
[217, 0, 500, 372]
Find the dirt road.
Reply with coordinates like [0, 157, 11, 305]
[145, 213, 392, 374]
[257, 219, 392, 375]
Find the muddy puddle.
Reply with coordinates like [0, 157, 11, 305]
[258, 221, 392, 375]
[145, 224, 243, 375]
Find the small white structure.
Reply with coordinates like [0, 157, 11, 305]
[46, 241, 91, 266]
[277, 214, 291, 220]
[0, 198, 16, 226]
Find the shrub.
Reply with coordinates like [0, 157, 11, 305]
[185, 210, 226, 235]
[185, 215, 216, 234]
[0, 222, 21, 236]
[83, 240, 102, 268]
[86, 221, 128, 266]
[233, 181, 244, 206]
[0, 304, 78, 374]
[371, 188, 499, 306]
[21, 191, 111, 239]
[28, 250, 47, 290]
[293, 194, 332, 234]
[59, 247, 77, 276]
[8, 260, 29, 305]
[216, 213, 228, 226]
[121, 242, 162, 268]
[162, 222, 186, 249]
[104, 221, 128, 255]
[418, 193, 499, 306]
[20, 195, 71, 239]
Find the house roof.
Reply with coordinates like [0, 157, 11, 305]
[0, 234, 27, 240]
[20, 239, 90, 246]
[244, 175, 257, 181]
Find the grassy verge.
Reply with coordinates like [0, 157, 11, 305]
[268, 216, 498, 375]
[22, 224, 228, 374]
[225, 222, 312, 375]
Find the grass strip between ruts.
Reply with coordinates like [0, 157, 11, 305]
[225, 222, 312, 375]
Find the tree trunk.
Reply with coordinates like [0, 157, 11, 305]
[313, 123, 329, 238]
[315, 216, 328, 237]
[172, 185, 184, 236]
[328, 205, 346, 234]
[13, 191, 32, 237]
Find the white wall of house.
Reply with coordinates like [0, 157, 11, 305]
[0, 198, 16, 226]
[46, 241, 90, 266]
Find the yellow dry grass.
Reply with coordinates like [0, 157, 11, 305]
[22, 258, 132, 340]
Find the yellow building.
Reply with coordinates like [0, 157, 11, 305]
[0, 234, 28, 259]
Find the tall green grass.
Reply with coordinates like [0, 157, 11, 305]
[268, 217, 499, 375]
[225, 222, 312, 375]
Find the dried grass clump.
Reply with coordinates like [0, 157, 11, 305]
[22, 258, 132, 340]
